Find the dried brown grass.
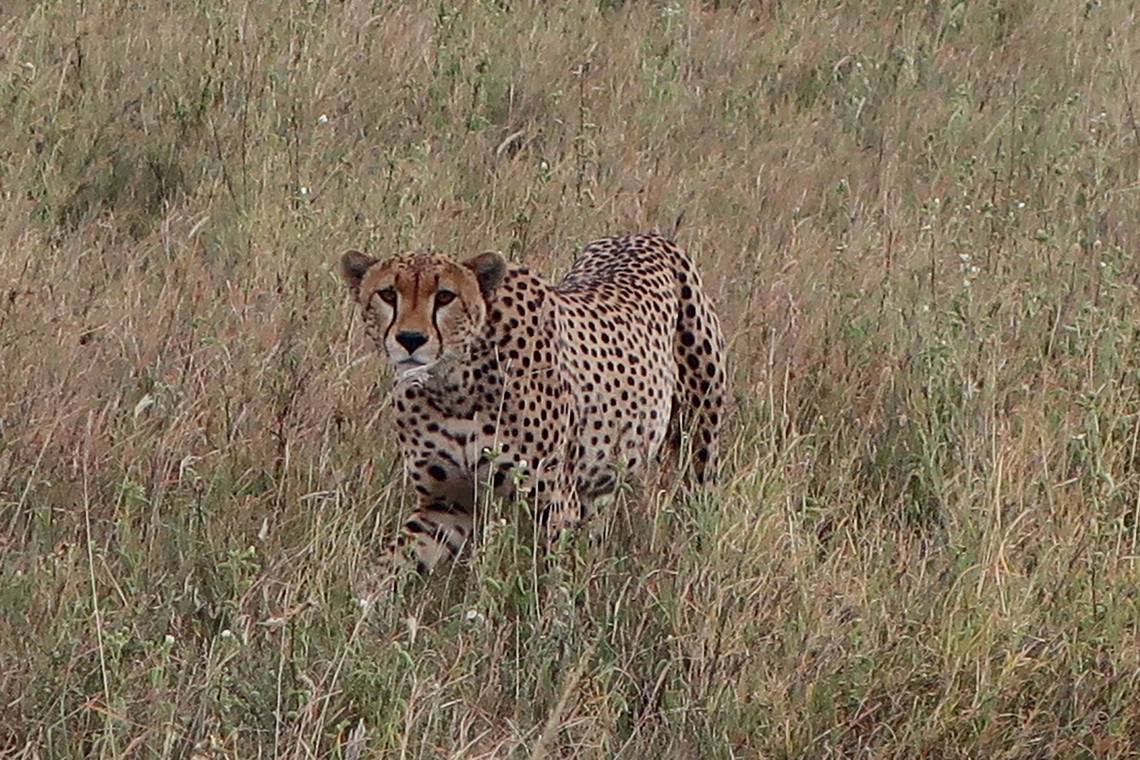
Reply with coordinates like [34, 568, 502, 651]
[3, 1, 1140, 757]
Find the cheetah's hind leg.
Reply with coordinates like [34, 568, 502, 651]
[670, 257, 727, 487]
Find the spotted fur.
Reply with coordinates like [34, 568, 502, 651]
[341, 233, 725, 587]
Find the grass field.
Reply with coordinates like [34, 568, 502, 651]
[3, 0, 1140, 757]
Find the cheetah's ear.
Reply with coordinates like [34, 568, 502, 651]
[464, 251, 507, 298]
[340, 250, 377, 299]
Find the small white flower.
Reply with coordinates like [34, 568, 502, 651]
[164, 634, 176, 646]
[959, 253, 972, 263]
[220, 629, 234, 639]
[133, 394, 156, 419]
[1017, 202, 1026, 209]
[465, 609, 486, 624]
[299, 187, 309, 196]
[317, 114, 329, 124]
[968, 265, 980, 275]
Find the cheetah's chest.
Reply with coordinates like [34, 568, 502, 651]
[392, 372, 556, 510]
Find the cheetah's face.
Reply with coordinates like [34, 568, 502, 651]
[340, 249, 507, 378]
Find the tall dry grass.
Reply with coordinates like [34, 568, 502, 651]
[3, 0, 1140, 757]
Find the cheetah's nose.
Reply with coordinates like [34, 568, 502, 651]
[395, 330, 429, 354]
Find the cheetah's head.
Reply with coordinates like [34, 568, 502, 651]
[340, 248, 507, 378]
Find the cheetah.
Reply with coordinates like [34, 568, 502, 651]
[340, 233, 725, 586]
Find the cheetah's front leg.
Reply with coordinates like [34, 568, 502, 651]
[357, 496, 474, 606]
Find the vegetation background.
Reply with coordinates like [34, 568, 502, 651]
[2, 0, 1140, 757]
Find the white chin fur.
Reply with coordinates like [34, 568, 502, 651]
[393, 360, 435, 383]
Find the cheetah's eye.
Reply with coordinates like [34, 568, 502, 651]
[435, 290, 457, 307]
[376, 287, 397, 305]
